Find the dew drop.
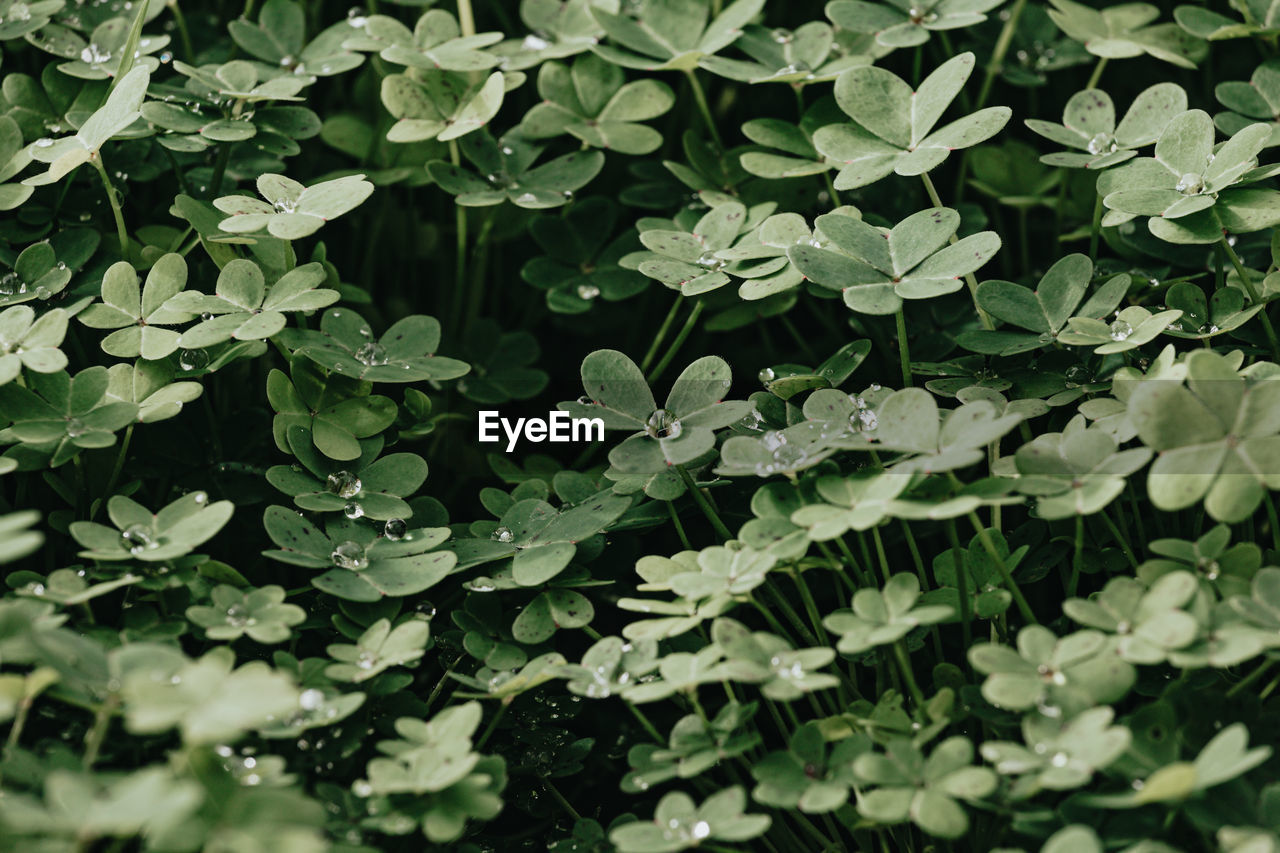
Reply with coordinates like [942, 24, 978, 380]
[645, 408, 682, 439]
[326, 470, 362, 498]
[330, 540, 368, 570]
[178, 348, 209, 371]
[383, 518, 407, 540]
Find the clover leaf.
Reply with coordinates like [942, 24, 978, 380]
[1175, 0, 1280, 41]
[1164, 280, 1266, 340]
[77, 254, 192, 359]
[633, 198, 768, 296]
[427, 130, 604, 209]
[380, 70, 505, 144]
[0, 239, 76, 307]
[69, 491, 234, 563]
[23, 65, 149, 187]
[325, 617, 430, 683]
[969, 625, 1136, 713]
[1048, 0, 1207, 68]
[521, 196, 648, 313]
[1129, 349, 1280, 522]
[266, 358, 399, 461]
[589, 0, 765, 71]
[1230, 567, 1280, 634]
[1140, 523, 1262, 598]
[278, 307, 469, 384]
[738, 98, 844, 180]
[491, 0, 605, 70]
[0, 115, 35, 211]
[854, 736, 997, 840]
[214, 173, 373, 239]
[1063, 570, 1200, 663]
[1214, 59, 1280, 149]
[167, 259, 337, 348]
[342, 9, 503, 72]
[962, 253, 1129, 355]
[814, 53, 1011, 190]
[358, 702, 506, 843]
[0, 0, 61, 41]
[186, 584, 305, 644]
[263, 506, 456, 601]
[0, 366, 138, 466]
[824, 574, 953, 654]
[981, 706, 1132, 797]
[1027, 84, 1187, 169]
[121, 647, 300, 744]
[1013, 414, 1154, 518]
[622, 702, 759, 792]
[700, 22, 869, 84]
[521, 53, 674, 155]
[267, 428, 425, 521]
[557, 635, 660, 699]
[713, 617, 840, 700]
[0, 304, 68, 385]
[1100, 109, 1280, 244]
[609, 786, 770, 852]
[230, 0, 363, 76]
[1058, 304, 1182, 353]
[827, 0, 1005, 49]
[752, 722, 867, 812]
[559, 349, 753, 475]
[790, 207, 1001, 314]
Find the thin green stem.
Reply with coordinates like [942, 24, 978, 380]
[667, 499, 692, 550]
[456, 0, 476, 36]
[641, 296, 684, 373]
[920, 172, 993, 329]
[82, 695, 119, 769]
[976, 0, 1028, 109]
[94, 424, 133, 521]
[1098, 509, 1139, 570]
[208, 143, 231, 199]
[93, 159, 129, 258]
[967, 512, 1038, 624]
[648, 301, 704, 382]
[895, 308, 912, 387]
[1221, 236, 1280, 360]
[1265, 492, 1280, 553]
[1069, 514, 1084, 598]
[870, 525, 893, 583]
[790, 566, 830, 647]
[539, 775, 583, 821]
[1226, 659, 1274, 698]
[1088, 192, 1103, 263]
[475, 701, 508, 749]
[944, 521, 973, 658]
[685, 71, 723, 149]
[892, 641, 925, 708]
[676, 464, 733, 541]
[448, 140, 469, 334]
[626, 702, 666, 744]
[1085, 56, 1109, 90]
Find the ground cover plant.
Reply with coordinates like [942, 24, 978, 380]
[3, 0, 1280, 850]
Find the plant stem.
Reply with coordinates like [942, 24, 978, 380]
[648, 300, 704, 382]
[456, 0, 476, 36]
[944, 521, 973, 658]
[1069, 514, 1084, 597]
[626, 702, 666, 744]
[475, 701, 508, 749]
[1226, 659, 1274, 698]
[1098, 510, 1139, 569]
[539, 775, 583, 821]
[1086, 56, 1109, 90]
[895, 308, 912, 387]
[93, 159, 129, 257]
[82, 695, 119, 769]
[920, 172, 994, 330]
[448, 140, 469, 334]
[676, 464, 733, 541]
[94, 424, 133, 521]
[641, 295, 684, 373]
[790, 566, 830, 647]
[666, 499, 691, 550]
[976, 0, 1028, 109]
[1220, 236, 1280, 360]
[1088, 192, 1103, 262]
[892, 641, 925, 708]
[684, 71, 723, 149]
[967, 512, 1038, 624]
[208, 143, 231, 198]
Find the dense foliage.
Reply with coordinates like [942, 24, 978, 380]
[3, 0, 1280, 850]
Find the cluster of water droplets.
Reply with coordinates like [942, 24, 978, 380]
[661, 817, 712, 845]
[1, 3, 33, 24]
[0, 271, 27, 297]
[847, 393, 879, 435]
[327, 470, 362, 498]
[645, 408, 682, 439]
[1085, 132, 1118, 155]
[1109, 317, 1133, 342]
[576, 283, 600, 300]
[521, 33, 549, 51]
[1175, 172, 1205, 195]
[224, 601, 257, 629]
[120, 523, 158, 555]
[770, 654, 807, 681]
[272, 197, 298, 213]
[347, 6, 369, 27]
[755, 429, 809, 476]
[906, 5, 939, 23]
[214, 744, 265, 786]
[330, 540, 368, 570]
[79, 43, 112, 65]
